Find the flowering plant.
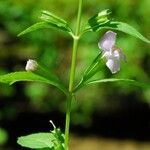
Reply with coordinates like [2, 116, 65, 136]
[0, 0, 150, 150]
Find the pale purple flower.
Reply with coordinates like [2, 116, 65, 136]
[25, 59, 38, 71]
[98, 30, 126, 74]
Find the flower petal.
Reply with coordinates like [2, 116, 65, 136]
[106, 58, 120, 74]
[98, 30, 117, 52]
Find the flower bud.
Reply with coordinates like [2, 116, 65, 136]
[25, 59, 59, 82]
[25, 59, 38, 71]
[89, 9, 111, 25]
[98, 9, 111, 18]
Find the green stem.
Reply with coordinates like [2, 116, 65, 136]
[73, 54, 102, 93]
[64, 0, 83, 150]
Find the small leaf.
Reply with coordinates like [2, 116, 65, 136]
[17, 133, 54, 149]
[0, 71, 68, 95]
[86, 21, 150, 44]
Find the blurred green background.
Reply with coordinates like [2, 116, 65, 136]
[0, 0, 150, 149]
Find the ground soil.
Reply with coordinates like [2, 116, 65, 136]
[70, 135, 150, 150]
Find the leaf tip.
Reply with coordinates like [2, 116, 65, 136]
[17, 32, 24, 37]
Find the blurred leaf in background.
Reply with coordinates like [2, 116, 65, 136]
[0, 128, 8, 145]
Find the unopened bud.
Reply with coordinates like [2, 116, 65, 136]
[25, 59, 38, 71]
[88, 9, 111, 31]
[97, 10, 110, 23]
[98, 9, 111, 17]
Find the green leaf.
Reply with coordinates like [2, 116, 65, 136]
[17, 133, 55, 149]
[0, 71, 68, 95]
[18, 10, 73, 37]
[102, 21, 150, 44]
[86, 78, 150, 88]
[18, 22, 50, 36]
[40, 10, 73, 35]
[86, 21, 150, 44]
[74, 78, 150, 92]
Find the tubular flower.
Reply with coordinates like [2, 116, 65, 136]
[98, 30, 126, 74]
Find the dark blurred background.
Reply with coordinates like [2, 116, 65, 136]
[0, 0, 150, 150]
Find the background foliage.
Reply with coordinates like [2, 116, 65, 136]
[0, 0, 150, 149]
